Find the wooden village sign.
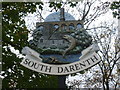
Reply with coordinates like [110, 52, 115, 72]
[21, 8, 101, 75]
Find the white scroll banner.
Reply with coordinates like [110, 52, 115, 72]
[21, 51, 101, 75]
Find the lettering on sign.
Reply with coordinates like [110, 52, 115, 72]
[21, 52, 100, 75]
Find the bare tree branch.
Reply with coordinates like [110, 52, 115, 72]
[36, 8, 45, 20]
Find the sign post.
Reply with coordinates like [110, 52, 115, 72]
[58, 75, 67, 88]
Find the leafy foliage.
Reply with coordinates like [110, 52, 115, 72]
[110, 1, 120, 19]
[2, 2, 58, 88]
[48, 2, 78, 12]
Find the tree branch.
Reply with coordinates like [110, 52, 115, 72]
[82, 2, 93, 21]
[36, 8, 45, 20]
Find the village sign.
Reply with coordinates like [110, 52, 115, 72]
[21, 8, 101, 75]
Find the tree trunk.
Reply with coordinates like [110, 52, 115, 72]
[58, 75, 67, 89]
[102, 76, 106, 90]
[105, 80, 109, 90]
[114, 82, 118, 90]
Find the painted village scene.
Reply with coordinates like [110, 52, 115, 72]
[29, 8, 93, 63]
